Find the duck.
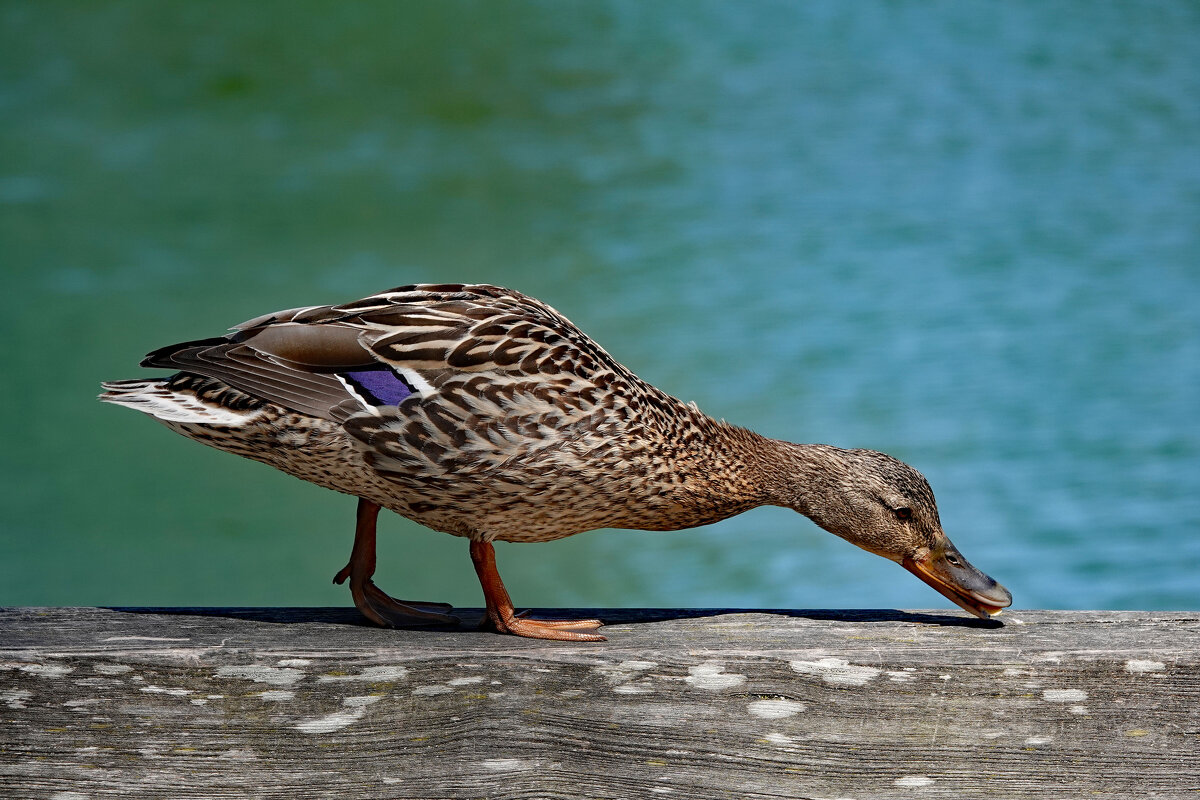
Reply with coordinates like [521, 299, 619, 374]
[100, 282, 1012, 640]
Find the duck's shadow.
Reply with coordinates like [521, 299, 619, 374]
[109, 606, 1003, 630]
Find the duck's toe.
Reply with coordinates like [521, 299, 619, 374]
[512, 610, 604, 630]
[485, 612, 607, 641]
[350, 579, 460, 629]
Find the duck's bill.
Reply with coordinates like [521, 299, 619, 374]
[902, 546, 1013, 619]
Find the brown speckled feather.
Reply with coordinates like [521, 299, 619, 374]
[111, 284, 765, 542]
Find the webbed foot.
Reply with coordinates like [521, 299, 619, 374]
[469, 539, 606, 642]
[336, 499, 459, 629]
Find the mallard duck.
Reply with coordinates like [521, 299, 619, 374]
[100, 283, 1011, 640]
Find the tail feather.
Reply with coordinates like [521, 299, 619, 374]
[100, 378, 263, 426]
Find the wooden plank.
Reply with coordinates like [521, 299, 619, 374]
[1, 607, 1197, 799]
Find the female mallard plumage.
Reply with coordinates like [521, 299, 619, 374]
[101, 283, 1011, 640]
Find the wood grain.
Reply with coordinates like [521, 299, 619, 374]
[2, 607, 1197, 799]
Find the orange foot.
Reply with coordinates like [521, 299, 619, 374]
[336, 499, 459, 629]
[470, 539, 606, 642]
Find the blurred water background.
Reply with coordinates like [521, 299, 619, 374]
[2, 1, 1197, 612]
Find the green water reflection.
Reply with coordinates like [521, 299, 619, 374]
[2, 2, 1197, 611]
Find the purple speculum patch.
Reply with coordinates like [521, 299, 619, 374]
[341, 368, 414, 406]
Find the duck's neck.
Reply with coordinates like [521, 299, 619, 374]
[734, 431, 851, 520]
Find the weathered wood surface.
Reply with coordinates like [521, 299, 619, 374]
[1, 607, 1197, 799]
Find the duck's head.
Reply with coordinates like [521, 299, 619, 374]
[783, 446, 1012, 618]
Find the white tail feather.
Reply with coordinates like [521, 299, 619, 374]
[99, 380, 262, 426]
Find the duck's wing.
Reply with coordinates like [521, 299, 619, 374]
[139, 284, 636, 437]
[140, 309, 382, 423]
[335, 284, 640, 477]
[339, 283, 633, 386]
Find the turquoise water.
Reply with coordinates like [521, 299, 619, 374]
[2, 2, 1198, 612]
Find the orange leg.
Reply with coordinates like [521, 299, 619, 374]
[333, 499, 458, 628]
[469, 539, 605, 641]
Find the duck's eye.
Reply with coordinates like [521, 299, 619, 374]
[893, 507, 913, 521]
